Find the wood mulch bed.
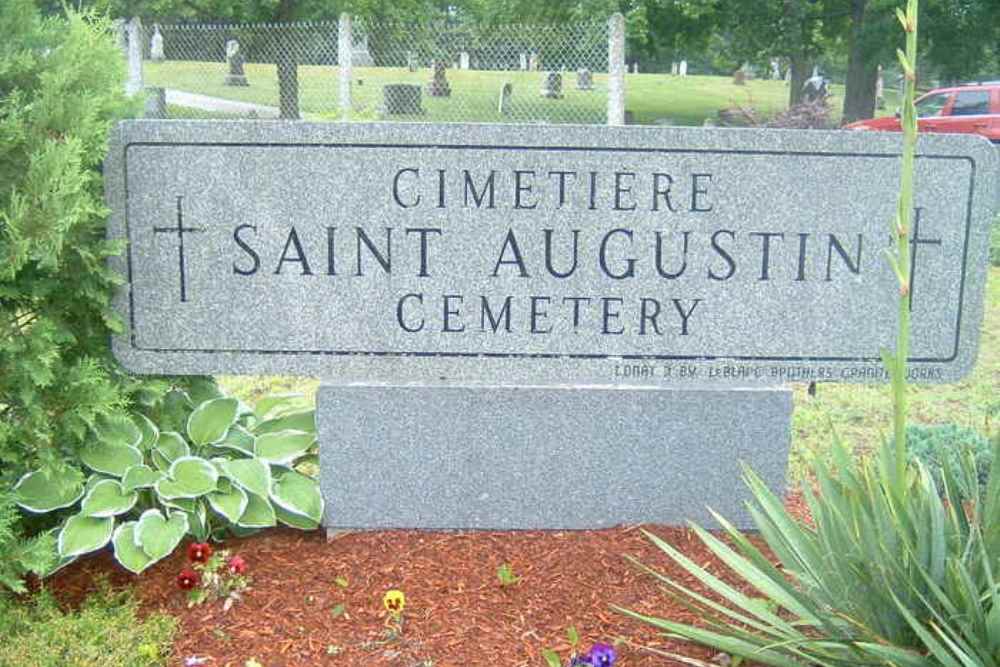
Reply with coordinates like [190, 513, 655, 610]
[47, 493, 809, 667]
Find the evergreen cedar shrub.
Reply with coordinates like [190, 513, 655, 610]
[904, 423, 993, 495]
[0, 2, 207, 490]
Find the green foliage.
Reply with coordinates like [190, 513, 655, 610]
[15, 391, 323, 574]
[904, 423, 993, 496]
[618, 436, 1000, 666]
[619, 4, 1000, 665]
[0, 0, 213, 509]
[0, 582, 176, 667]
[0, 491, 55, 593]
[497, 562, 520, 587]
[1, 0, 131, 481]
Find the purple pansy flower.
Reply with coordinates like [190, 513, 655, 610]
[588, 643, 617, 667]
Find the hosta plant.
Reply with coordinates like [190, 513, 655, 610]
[13, 391, 323, 574]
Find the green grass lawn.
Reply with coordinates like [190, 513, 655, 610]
[221, 268, 999, 485]
[145, 60, 892, 125]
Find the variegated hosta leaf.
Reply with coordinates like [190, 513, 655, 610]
[135, 509, 189, 561]
[58, 514, 115, 558]
[80, 479, 138, 518]
[270, 469, 323, 524]
[13, 469, 84, 514]
[154, 456, 219, 500]
[187, 397, 239, 446]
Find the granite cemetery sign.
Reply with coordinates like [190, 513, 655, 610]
[107, 121, 997, 528]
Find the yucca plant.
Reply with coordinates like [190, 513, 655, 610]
[618, 1, 1000, 665]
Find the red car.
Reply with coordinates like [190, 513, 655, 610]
[844, 83, 1000, 143]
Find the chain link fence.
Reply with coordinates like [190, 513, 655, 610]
[126, 16, 619, 125]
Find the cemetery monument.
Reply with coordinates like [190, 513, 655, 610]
[426, 61, 451, 97]
[149, 24, 164, 62]
[224, 39, 248, 87]
[540, 71, 563, 98]
[105, 121, 997, 529]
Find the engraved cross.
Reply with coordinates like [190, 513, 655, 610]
[908, 207, 942, 310]
[153, 196, 204, 303]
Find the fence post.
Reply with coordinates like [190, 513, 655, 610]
[607, 13, 625, 126]
[126, 17, 144, 96]
[338, 13, 353, 120]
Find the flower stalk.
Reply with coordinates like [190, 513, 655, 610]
[885, 0, 920, 497]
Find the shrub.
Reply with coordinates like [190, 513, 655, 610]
[0, 1, 209, 487]
[0, 582, 176, 667]
[13, 391, 323, 574]
[905, 423, 992, 496]
[0, 490, 54, 592]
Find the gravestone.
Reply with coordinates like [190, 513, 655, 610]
[770, 58, 781, 80]
[803, 70, 829, 103]
[540, 71, 563, 98]
[105, 121, 997, 530]
[671, 61, 678, 76]
[631, 62, 639, 74]
[143, 86, 166, 118]
[497, 82, 513, 116]
[426, 61, 451, 97]
[576, 68, 593, 91]
[383, 84, 423, 115]
[459, 52, 470, 70]
[224, 39, 248, 87]
[876, 64, 885, 109]
[528, 53, 539, 71]
[406, 51, 418, 72]
[678, 60, 688, 77]
[733, 69, 746, 86]
[519, 53, 528, 71]
[351, 35, 375, 67]
[149, 24, 165, 62]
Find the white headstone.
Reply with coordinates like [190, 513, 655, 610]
[528, 53, 539, 71]
[876, 64, 885, 108]
[679, 60, 688, 77]
[149, 24, 164, 62]
[519, 53, 527, 70]
[671, 61, 678, 75]
[631, 62, 639, 74]
[770, 58, 781, 80]
[498, 82, 513, 115]
[459, 51, 470, 70]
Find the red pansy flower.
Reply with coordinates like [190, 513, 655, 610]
[187, 542, 213, 563]
[227, 555, 247, 575]
[177, 568, 201, 590]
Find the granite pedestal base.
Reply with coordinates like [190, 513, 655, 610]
[318, 385, 791, 531]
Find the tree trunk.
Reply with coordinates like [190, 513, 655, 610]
[275, 0, 299, 120]
[277, 56, 300, 120]
[784, 0, 809, 108]
[841, 0, 878, 124]
[789, 57, 810, 107]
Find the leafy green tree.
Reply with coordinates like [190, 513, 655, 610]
[0, 1, 197, 492]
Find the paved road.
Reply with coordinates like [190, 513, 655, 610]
[165, 89, 280, 118]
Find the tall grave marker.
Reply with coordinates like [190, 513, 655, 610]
[107, 121, 997, 528]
